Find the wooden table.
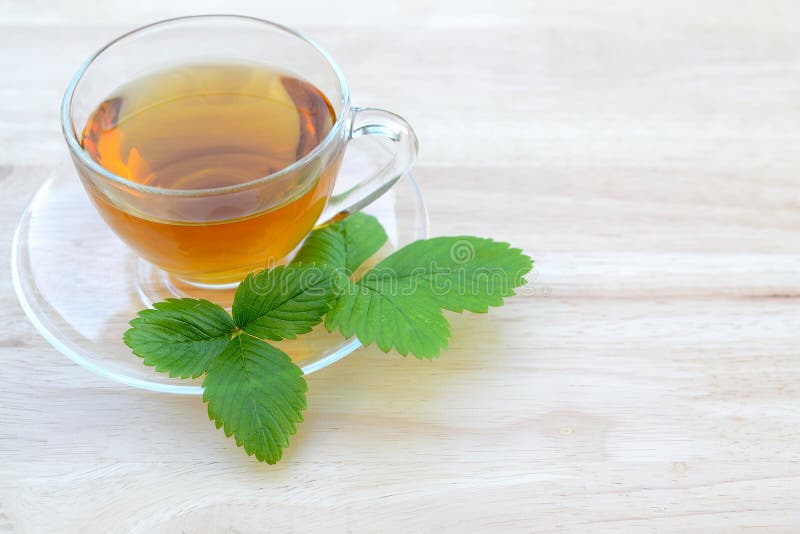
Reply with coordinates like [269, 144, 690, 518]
[2, 2, 799, 532]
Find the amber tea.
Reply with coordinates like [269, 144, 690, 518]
[80, 63, 338, 284]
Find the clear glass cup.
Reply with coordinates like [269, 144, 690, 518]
[61, 15, 418, 286]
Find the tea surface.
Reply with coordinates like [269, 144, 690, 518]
[82, 62, 335, 189]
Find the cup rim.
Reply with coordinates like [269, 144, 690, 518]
[61, 14, 351, 197]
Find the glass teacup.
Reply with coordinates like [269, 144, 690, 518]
[61, 15, 417, 287]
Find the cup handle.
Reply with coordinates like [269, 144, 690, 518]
[318, 107, 418, 222]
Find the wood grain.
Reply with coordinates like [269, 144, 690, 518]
[1, 1, 799, 532]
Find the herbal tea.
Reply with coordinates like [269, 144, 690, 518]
[80, 63, 338, 284]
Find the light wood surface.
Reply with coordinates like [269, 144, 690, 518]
[2, 1, 800, 532]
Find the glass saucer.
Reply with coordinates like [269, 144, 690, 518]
[11, 136, 429, 395]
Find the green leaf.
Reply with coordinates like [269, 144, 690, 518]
[203, 334, 307, 464]
[123, 298, 234, 378]
[123, 205, 533, 465]
[325, 284, 450, 359]
[326, 237, 533, 359]
[232, 265, 337, 341]
[369, 237, 532, 313]
[292, 212, 388, 274]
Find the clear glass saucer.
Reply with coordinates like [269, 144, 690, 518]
[11, 136, 429, 395]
